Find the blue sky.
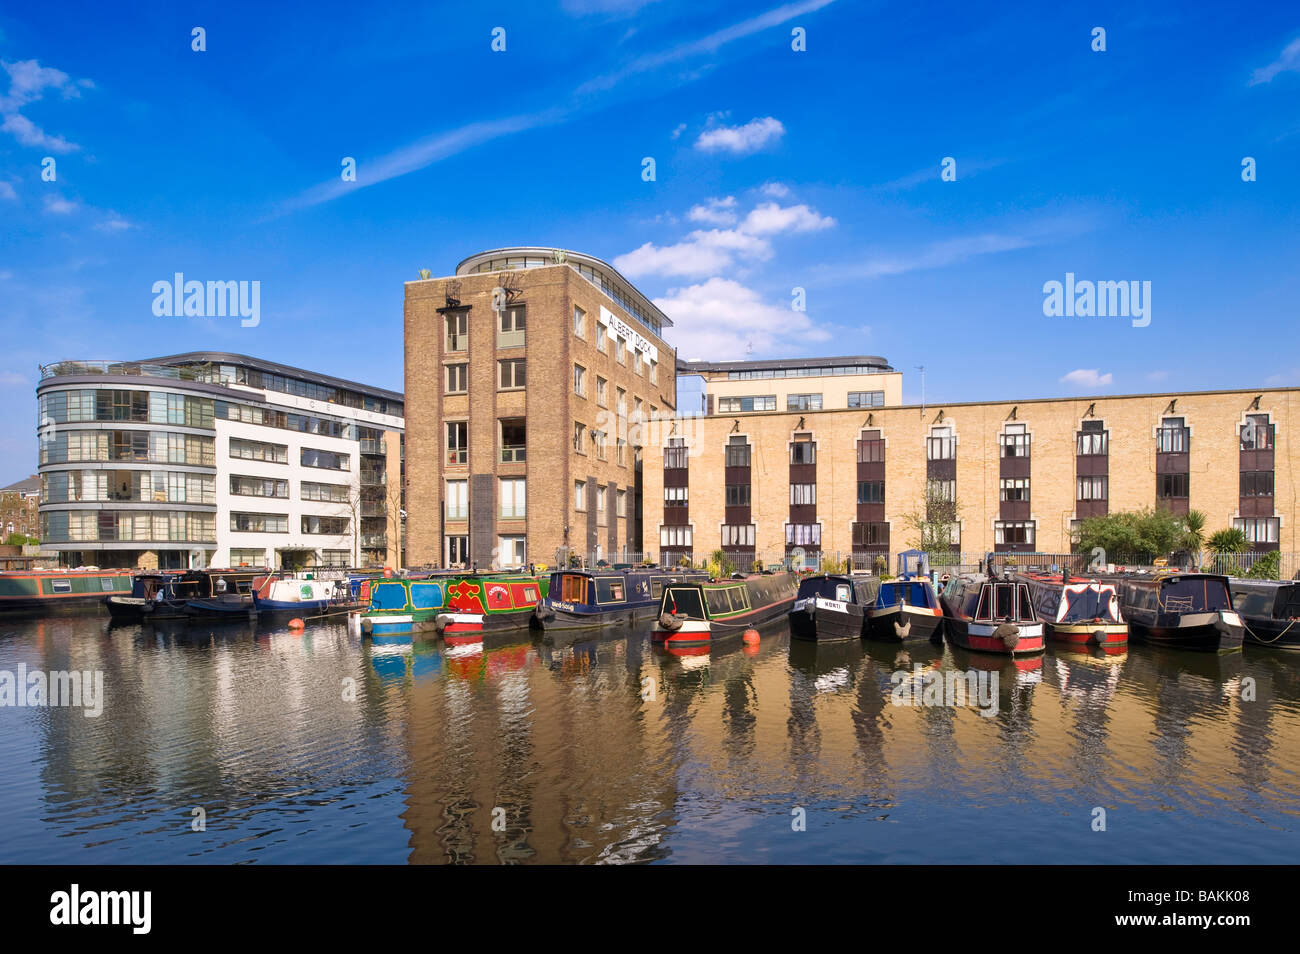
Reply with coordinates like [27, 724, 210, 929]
[1, 0, 1299, 484]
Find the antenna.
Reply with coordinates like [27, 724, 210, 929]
[916, 365, 926, 420]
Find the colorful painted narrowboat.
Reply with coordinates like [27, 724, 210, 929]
[1228, 578, 1300, 650]
[357, 573, 548, 642]
[866, 577, 945, 643]
[0, 568, 134, 615]
[940, 573, 1046, 656]
[1103, 571, 1243, 652]
[533, 567, 707, 632]
[1019, 572, 1128, 650]
[652, 572, 798, 649]
[788, 574, 880, 642]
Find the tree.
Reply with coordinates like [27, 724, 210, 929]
[1246, 551, 1280, 580]
[1076, 508, 1182, 557]
[1208, 528, 1248, 553]
[1179, 510, 1206, 554]
[903, 483, 961, 560]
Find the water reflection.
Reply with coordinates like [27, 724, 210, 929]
[0, 612, 1297, 863]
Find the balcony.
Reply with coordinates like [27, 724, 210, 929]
[361, 534, 388, 549]
[360, 502, 387, 517]
[39, 360, 228, 384]
[359, 439, 386, 456]
[360, 469, 386, 487]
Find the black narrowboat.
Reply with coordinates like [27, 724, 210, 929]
[533, 568, 707, 632]
[866, 577, 944, 642]
[1107, 572, 1244, 653]
[106, 571, 203, 620]
[1227, 578, 1300, 650]
[184, 569, 265, 618]
[940, 573, 1046, 655]
[788, 574, 880, 642]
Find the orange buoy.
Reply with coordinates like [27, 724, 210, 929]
[383, 566, 394, 578]
[288, 617, 305, 631]
[742, 629, 760, 645]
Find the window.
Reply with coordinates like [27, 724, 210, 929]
[596, 485, 607, 514]
[321, 550, 350, 567]
[500, 418, 526, 463]
[446, 422, 468, 465]
[445, 311, 468, 352]
[787, 393, 822, 412]
[499, 477, 526, 518]
[499, 304, 526, 347]
[446, 479, 468, 520]
[928, 478, 955, 502]
[573, 364, 587, 397]
[617, 438, 627, 466]
[790, 483, 816, 506]
[649, 359, 657, 384]
[231, 512, 288, 533]
[498, 535, 526, 568]
[594, 429, 607, 460]
[1077, 420, 1108, 455]
[664, 437, 688, 469]
[995, 521, 1035, 545]
[1157, 418, 1188, 453]
[1158, 472, 1189, 498]
[229, 548, 267, 567]
[857, 480, 884, 504]
[617, 489, 626, 517]
[596, 376, 608, 407]
[789, 435, 816, 465]
[725, 483, 750, 507]
[665, 486, 688, 507]
[853, 522, 890, 547]
[718, 395, 778, 413]
[927, 426, 955, 460]
[499, 358, 526, 390]
[785, 523, 821, 547]
[573, 422, 587, 454]
[847, 391, 885, 408]
[574, 480, 586, 510]
[1242, 414, 1273, 450]
[302, 480, 349, 503]
[1077, 476, 1108, 500]
[1000, 478, 1029, 502]
[1241, 471, 1274, 497]
[616, 388, 626, 419]
[596, 320, 608, 352]
[573, 305, 586, 338]
[616, 337, 626, 364]
[301, 447, 350, 471]
[722, 524, 755, 547]
[857, 435, 885, 463]
[444, 363, 468, 394]
[725, 436, 751, 467]
[1001, 424, 1029, 458]
[633, 350, 643, 375]
[445, 535, 469, 566]
[660, 526, 693, 547]
[302, 515, 349, 535]
[230, 438, 287, 464]
[230, 475, 288, 498]
[1234, 517, 1279, 544]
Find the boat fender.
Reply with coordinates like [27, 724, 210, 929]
[1090, 629, 1105, 645]
[994, 623, 1020, 649]
[360, 617, 373, 636]
[435, 613, 455, 632]
[894, 619, 911, 639]
[658, 612, 685, 632]
[533, 602, 554, 621]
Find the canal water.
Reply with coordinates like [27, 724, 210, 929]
[1, 613, 1297, 864]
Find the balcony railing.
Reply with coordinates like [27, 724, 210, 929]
[360, 469, 386, 486]
[361, 534, 388, 549]
[359, 439, 386, 456]
[500, 445, 526, 463]
[39, 360, 227, 384]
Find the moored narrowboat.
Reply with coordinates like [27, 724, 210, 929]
[357, 573, 547, 641]
[866, 577, 944, 642]
[183, 569, 265, 618]
[940, 573, 1046, 656]
[0, 568, 134, 615]
[251, 573, 369, 618]
[1106, 571, 1243, 653]
[788, 574, 879, 642]
[1019, 572, 1128, 649]
[533, 568, 707, 632]
[652, 572, 798, 649]
[1228, 578, 1300, 649]
[106, 571, 201, 620]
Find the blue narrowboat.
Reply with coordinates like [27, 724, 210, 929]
[866, 578, 945, 642]
[533, 568, 707, 632]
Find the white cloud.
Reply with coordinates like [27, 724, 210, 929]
[563, 0, 658, 15]
[95, 213, 134, 232]
[653, 277, 831, 358]
[1250, 37, 1300, 85]
[687, 195, 738, 226]
[0, 181, 15, 201]
[740, 201, 834, 235]
[670, 122, 686, 140]
[694, 116, 785, 155]
[43, 194, 77, 215]
[760, 181, 790, 197]
[0, 59, 87, 153]
[1060, 369, 1113, 389]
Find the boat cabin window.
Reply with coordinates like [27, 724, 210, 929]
[1018, 584, 1034, 620]
[561, 575, 586, 602]
[1277, 585, 1300, 618]
[1160, 577, 1231, 613]
[975, 585, 990, 619]
[706, 587, 734, 616]
[797, 578, 854, 602]
[664, 586, 704, 619]
[835, 583, 852, 602]
[595, 577, 625, 603]
[1231, 587, 1275, 618]
[51, 580, 72, 594]
[995, 584, 1015, 619]
[651, 578, 664, 599]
